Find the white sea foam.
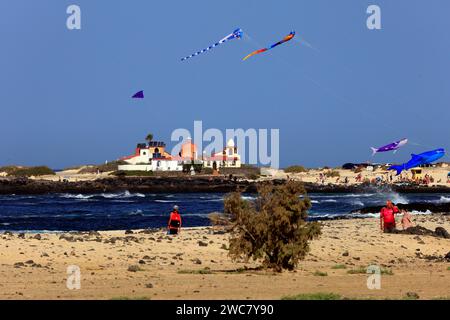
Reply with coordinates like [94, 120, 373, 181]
[351, 200, 365, 207]
[60, 191, 145, 200]
[60, 194, 94, 200]
[101, 191, 145, 198]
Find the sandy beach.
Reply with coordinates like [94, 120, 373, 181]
[1, 214, 449, 300]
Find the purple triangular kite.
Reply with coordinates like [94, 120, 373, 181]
[132, 90, 144, 99]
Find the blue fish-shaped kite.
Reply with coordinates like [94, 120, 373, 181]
[371, 138, 408, 156]
[388, 148, 445, 175]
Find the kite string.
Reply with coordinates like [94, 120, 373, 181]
[274, 53, 394, 132]
[264, 43, 447, 164]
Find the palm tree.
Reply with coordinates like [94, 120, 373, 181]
[145, 133, 153, 146]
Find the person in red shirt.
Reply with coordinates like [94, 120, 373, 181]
[380, 200, 399, 233]
[168, 205, 182, 235]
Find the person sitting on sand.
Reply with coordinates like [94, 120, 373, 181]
[168, 205, 182, 235]
[400, 209, 413, 230]
[380, 200, 399, 233]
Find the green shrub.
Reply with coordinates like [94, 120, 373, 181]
[331, 264, 347, 269]
[284, 165, 308, 173]
[347, 267, 393, 275]
[79, 160, 127, 174]
[182, 163, 203, 173]
[313, 270, 328, 277]
[282, 292, 342, 300]
[325, 170, 340, 178]
[224, 181, 321, 272]
[178, 268, 212, 274]
[110, 296, 150, 300]
[0, 166, 55, 177]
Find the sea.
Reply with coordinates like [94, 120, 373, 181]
[0, 191, 449, 232]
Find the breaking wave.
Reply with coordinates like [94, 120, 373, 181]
[60, 191, 145, 200]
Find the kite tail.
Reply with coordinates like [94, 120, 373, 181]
[370, 147, 378, 156]
[181, 42, 220, 61]
[181, 29, 242, 62]
[388, 165, 404, 176]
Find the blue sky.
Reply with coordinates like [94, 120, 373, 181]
[0, 0, 449, 169]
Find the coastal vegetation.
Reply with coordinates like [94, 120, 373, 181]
[284, 165, 308, 173]
[347, 267, 394, 275]
[223, 181, 321, 272]
[145, 133, 154, 145]
[112, 170, 154, 177]
[281, 292, 342, 300]
[331, 264, 347, 269]
[110, 296, 150, 300]
[78, 160, 127, 174]
[313, 270, 328, 277]
[325, 170, 340, 178]
[0, 166, 55, 177]
[178, 268, 213, 275]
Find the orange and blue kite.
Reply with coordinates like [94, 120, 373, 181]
[243, 31, 295, 61]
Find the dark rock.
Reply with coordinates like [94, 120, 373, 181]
[342, 251, 349, 257]
[145, 283, 154, 288]
[435, 227, 450, 239]
[198, 241, 208, 247]
[405, 292, 420, 300]
[125, 230, 134, 234]
[193, 258, 202, 265]
[397, 226, 450, 239]
[127, 265, 141, 272]
[33, 234, 41, 240]
[139, 229, 159, 234]
[18, 233, 25, 239]
[444, 252, 450, 262]
[352, 202, 450, 215]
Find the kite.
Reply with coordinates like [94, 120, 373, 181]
[388, 148, 445, 175]
[243, 31, 295, 61]
[181, 28, 243, 62]
[371, 138, 408, 156]
[132, 90, 144, 99]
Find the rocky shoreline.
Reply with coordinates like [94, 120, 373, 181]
[1, 177, 450, 195]
[352, 202, 450, 215]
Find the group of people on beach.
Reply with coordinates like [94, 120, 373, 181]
[380, 200, 412, 233]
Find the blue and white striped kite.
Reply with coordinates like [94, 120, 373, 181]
[181, 28, 243, 62]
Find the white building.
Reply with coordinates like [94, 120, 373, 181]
[203, 139, 242, 170]
[119, 141, 182, 172]
[118, 159, 182, 172]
